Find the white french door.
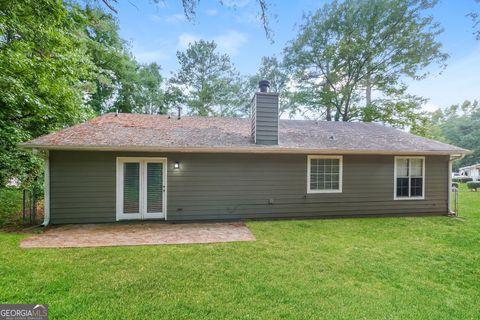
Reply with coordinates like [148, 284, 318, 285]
[116, 157, 167, 220]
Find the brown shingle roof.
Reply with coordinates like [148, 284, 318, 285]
[22, 113, 469, 155]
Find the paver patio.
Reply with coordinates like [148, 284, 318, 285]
[20, 222, 255, 248]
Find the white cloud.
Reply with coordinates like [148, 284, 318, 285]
[221, 0, 251, 8]
[165, 13, 186, 23]
[205, 9, 218, 16]
[214, 30, 248, 56]
[131, 43, 170, 63]
[150, 13, 186, 24]
[150, 14, 162, 22]
[407, 44, 480, 111]
[234, 11, 260, 25]
[177, 33, 201, 50]
[177, 30, 248, 56]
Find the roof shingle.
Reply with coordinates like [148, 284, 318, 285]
[23, 113, 469, 154]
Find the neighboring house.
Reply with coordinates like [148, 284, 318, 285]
[23, 82, 470, 225]
[459, 164, 480, 181]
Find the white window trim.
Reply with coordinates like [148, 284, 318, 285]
[116, 157, 168, 221]
[307, 155, 343, 194]
[394, 156, 425, 200]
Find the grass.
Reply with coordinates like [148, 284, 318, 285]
[1, 185, 479, 319]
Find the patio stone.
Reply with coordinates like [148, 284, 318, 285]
[20, 222, 255, 248]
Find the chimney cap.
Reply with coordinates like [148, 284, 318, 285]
[259, 80, 270, 93]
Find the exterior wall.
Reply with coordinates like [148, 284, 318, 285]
[49, 151, 449, 224]
[251, 92, 279, 145]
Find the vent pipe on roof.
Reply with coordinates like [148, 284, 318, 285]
[177, 106, 182, 120]
[259, 80, 270, 93]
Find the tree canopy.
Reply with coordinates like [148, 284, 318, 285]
[284, 0, 447, 126]
[0, 1, 165, 188]
[169, 40, 246, 117]
[424, 101, 480, 169]
[0, 0, 95, 188]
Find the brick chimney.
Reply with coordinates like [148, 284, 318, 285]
[251, 80, 279, 145]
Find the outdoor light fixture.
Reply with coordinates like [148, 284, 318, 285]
[174, 161, 180, 169]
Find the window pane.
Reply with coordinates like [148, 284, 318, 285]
[332, 164, 339, 174]
[123, 162, 140, 213]
[410, 159, 423, 177]
[396, 178, 409, 197]
[147, 163, 163, 213]
[310, 158, 340, 191]
[396, 159, 409, 177]
[410, 178, 423, 197]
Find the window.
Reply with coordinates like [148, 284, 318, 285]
[307, 156, 343, 193]
[394, 157, 425, 200]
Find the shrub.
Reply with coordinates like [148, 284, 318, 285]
[452, 176, 473, 183]
[467, 181, 480, 191]
[452, 182, 459, 189]
[0, 188, 23, 227]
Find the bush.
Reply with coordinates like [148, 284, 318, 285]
[0, 188, 23, 227]
[467, 181, 480, 191]
[452, 182, 459, 189]
[452, 176, 473, 183]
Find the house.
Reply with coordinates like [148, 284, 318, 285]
[459, 164, 480, 181]
[23, 81, 470, 225]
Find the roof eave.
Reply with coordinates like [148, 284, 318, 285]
[20, 143, 471, 156]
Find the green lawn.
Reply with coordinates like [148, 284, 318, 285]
[1, 186, 479, 319]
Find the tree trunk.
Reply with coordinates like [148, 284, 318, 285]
[365, 75, 372, 106]
[326, 106, 332, 121]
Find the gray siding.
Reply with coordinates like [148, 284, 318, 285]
[252, 92, 279, 145]
[49, 151, 449, 224]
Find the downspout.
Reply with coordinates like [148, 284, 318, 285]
[448, 154, 465, 215]
[42, 151, 50, 226]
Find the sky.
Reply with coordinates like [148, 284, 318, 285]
[115, 0, 480, 111]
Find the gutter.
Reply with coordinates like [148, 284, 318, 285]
[20, 143, 472, 156]
[448, 153, 466, 215]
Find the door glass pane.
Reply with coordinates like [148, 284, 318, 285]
[123, 162, 140, 213]
[147, 162, 163, 213]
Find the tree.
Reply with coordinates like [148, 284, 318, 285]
[133, 63, 166, 115]
[170, 40, 246, 117]
[82, 7, 165, 115]
[82, 7, 132, 114]
[248, 55, 297, 117]
[468, 0, 480, 40]
[284, 0, 447, 126]
[423, 101, 480, 169]
[0, 0, 95, 188]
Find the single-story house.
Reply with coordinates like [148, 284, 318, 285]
[23, 82, 470, 225]
[459, 164, 480, 181]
